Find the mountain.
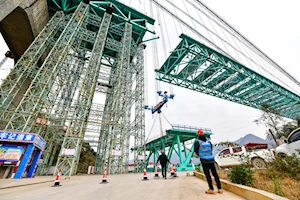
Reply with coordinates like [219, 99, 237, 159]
[234, 133, 267, 145]
[265, 136, 277, 149]
[213, 145, 227, 155]
[213, 133, 271, 155]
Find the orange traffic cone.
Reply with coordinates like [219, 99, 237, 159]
[173, 165, 178, 177]
[170, 163, 175, 177]
[142, 167, 149, 181]
[154, 164, 159, 178]
[100, 168, 109, 184]
[52, 170, 62, 187]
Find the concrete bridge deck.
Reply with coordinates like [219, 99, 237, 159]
[0, 172, 245, 200]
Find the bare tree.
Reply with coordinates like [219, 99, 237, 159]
[254, 104, 283, 147]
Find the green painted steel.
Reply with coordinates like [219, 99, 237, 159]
[132, 124, 212, 172]
[0, 12, 64, 121]
[48, 0, 154, 24]
[156, 34, 300, 120]
[56, 6, 112, 176]
[0, 0, 153, 176]
[4, 2, 89, 132]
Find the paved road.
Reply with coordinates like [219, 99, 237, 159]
[0, 172, 245, 200]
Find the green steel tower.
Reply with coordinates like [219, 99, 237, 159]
[0, 0, 155, 176]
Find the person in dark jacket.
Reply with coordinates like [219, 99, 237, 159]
[156, 150, 171, 179]
[194, 130, 223, 194]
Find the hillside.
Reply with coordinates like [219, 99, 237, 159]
[77, 142, 96, 173]
[234, 133, 267, 145]
[213, 133, 270, 155]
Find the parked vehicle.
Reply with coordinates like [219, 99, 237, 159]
[214, 143, 274, 169]
[275, 127, 300, 158]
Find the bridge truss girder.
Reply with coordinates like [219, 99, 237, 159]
[135, 124, 212, 171]
[156, 34, 300, 120]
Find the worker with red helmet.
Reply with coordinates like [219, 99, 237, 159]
[194, 130, 223, 194]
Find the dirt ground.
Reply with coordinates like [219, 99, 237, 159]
[217, 170, 300, 200]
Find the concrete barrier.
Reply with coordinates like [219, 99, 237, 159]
[194, 171, 288, 200]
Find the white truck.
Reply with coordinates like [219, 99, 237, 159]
[214, 143, 274, 169]
[275, 127, 300, 158]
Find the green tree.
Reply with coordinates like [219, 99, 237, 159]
[277, 121, 298, 139]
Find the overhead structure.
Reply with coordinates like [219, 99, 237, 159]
[156, 34, 300, 119]
[0, 0, 155, 176]
[1, 0, 300, 177]
[132, 124, 212, 172]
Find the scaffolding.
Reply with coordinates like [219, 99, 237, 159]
[0, 0, 155, 176]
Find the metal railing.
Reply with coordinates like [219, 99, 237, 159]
[171, 124, 212, 132]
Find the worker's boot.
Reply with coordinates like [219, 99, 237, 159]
[205, 189, 215, 194]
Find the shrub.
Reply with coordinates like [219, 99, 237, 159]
[268, 154, 300, 180]
[228, 165, 254, 186]
[195, 164, 201, 172]
[268, 168, 285, 197]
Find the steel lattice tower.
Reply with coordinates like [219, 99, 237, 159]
[0, 0, 155, 176]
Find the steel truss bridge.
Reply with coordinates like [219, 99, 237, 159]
[156, 34, 300, 119]
[132, 124, 212, 172]
[0, 0, 299, 177]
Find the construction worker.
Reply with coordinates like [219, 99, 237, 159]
[194, 130, 223, 194]
[156, 150, 171, 179]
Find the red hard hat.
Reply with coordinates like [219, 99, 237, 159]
[197, 130, 204, 135]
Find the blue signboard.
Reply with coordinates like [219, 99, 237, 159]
[0, 131, 46, 150]
[0, 145, 24, 163]
[0, 131, 36, 143]
[34, 135, 46, 150]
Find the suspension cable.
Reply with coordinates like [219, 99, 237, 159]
[145, 113, 159, 142]
[156, 6, 174, 94]
[161, 113, 172, 126]
[192, 0, 300, 94]
[149, 0, 161, 97]
[151, 0, 232, 59]
[152, 0, 300, 95]
[149, 0, 164, 135]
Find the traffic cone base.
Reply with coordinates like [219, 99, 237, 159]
[100, 179, 109, 184]
[169, 164, 178, 178]
[142, 168, 149, 181]
[52, 182, 62, 187]
[101, 168, 109, 184]
[52, 170, 62, 187]
[154, 165, 160, 178]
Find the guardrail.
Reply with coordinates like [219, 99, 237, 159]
[171, 124, 212, 132]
